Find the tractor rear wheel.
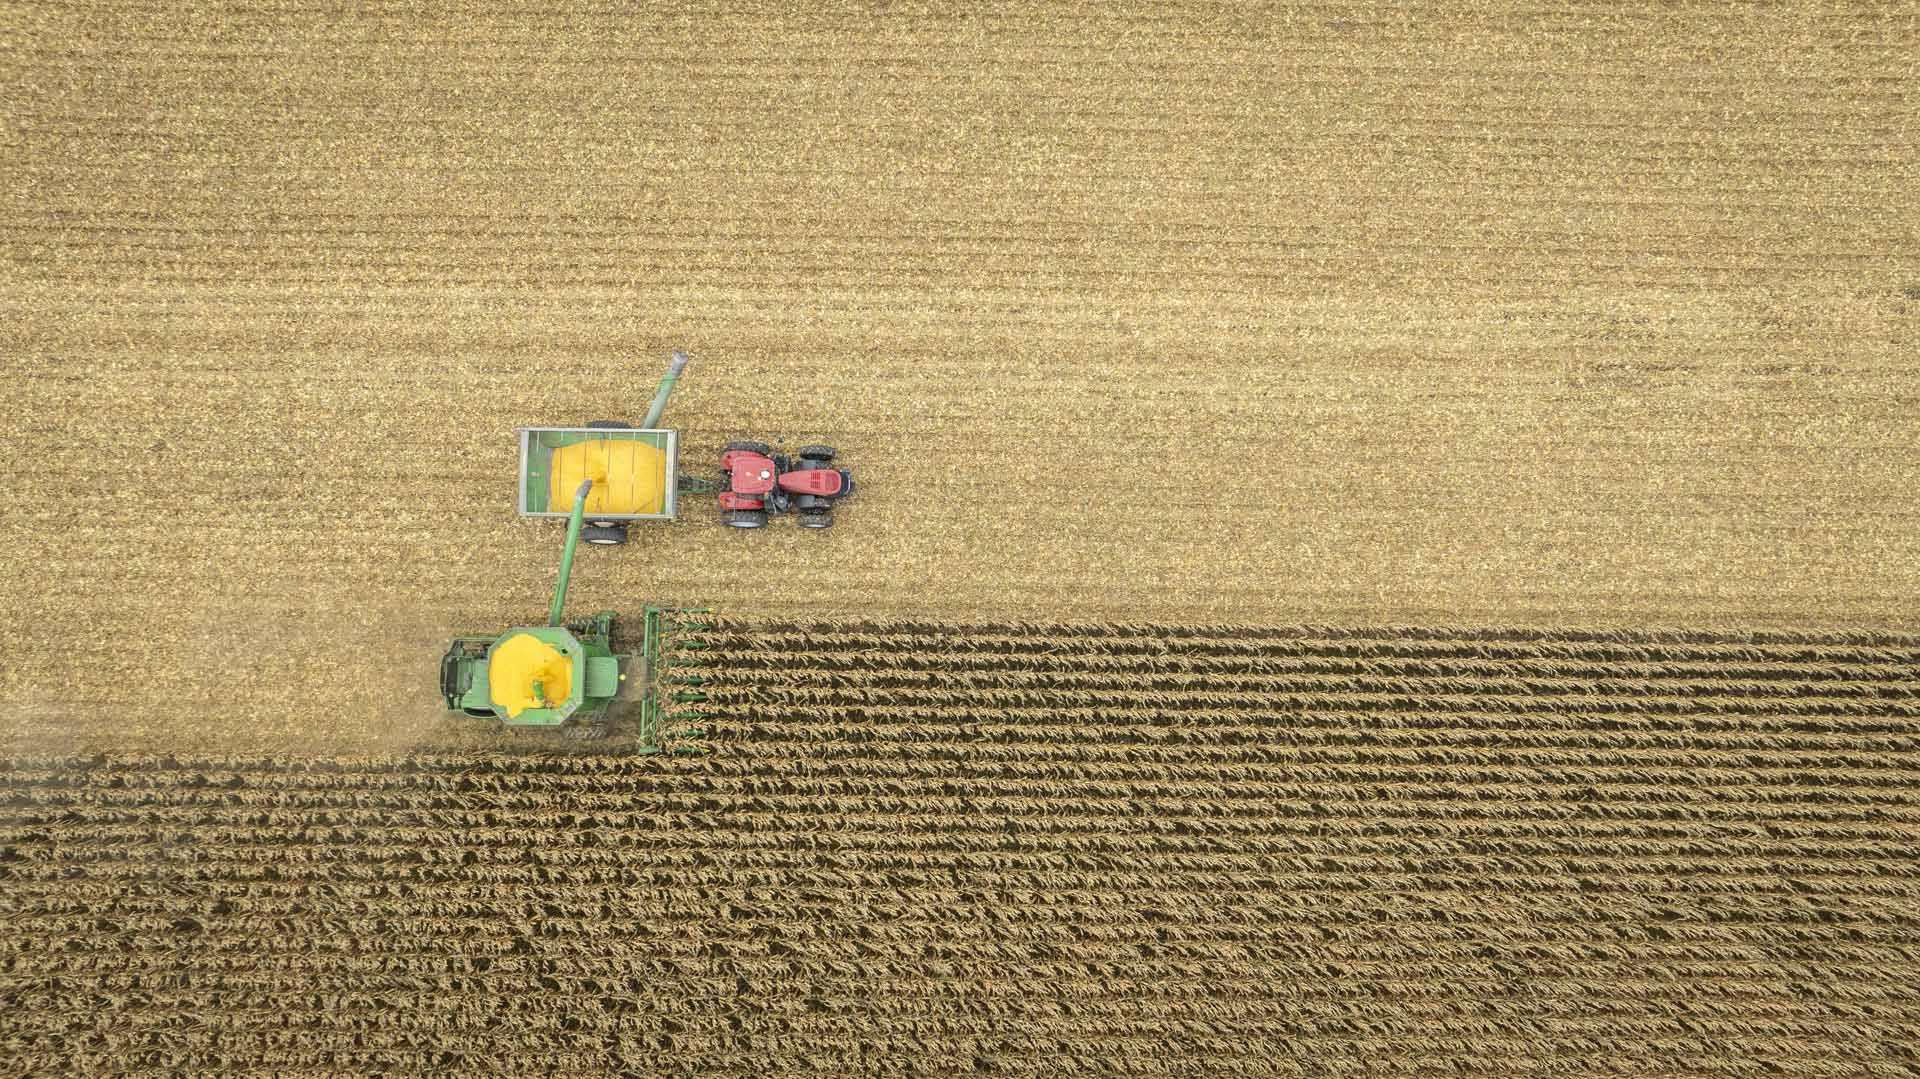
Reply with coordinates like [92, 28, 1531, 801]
[724, 439, 772, 455]
[582, 524, 628, 545]
[722, 509, 767, 529]
[798, 510, 834, 530]
[587, 420, 631, 430]
[798, 444, 836, 463]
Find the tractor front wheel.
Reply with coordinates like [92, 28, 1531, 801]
[722, 509, 767, 529]
[582, 524, 628, 546]
[797, 444, 836, 463]
[798, 510, 834, 530]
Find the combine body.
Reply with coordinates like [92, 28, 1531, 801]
[441, 616, 622, 731]
[441, 479, 710, 749]
[718, 443, 856, 530]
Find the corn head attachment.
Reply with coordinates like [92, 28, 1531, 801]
[635, 605, 716, 755]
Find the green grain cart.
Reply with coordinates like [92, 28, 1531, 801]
[439, 479, 711, 749]
[517, 350, 716, 546]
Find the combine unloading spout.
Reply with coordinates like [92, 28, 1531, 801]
[641, 350, 689, 429]
[549, 479, 594, 627]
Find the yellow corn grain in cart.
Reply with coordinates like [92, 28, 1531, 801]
[489, 632, 574, 718]
[549, 439, 667, 517]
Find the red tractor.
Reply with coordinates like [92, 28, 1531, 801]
[719, 442, 855, 529]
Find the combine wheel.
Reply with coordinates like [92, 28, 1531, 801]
[722, 509, 767, 529]
[581, 524, 628, 546]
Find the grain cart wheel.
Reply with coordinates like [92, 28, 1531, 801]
[581, 525, 628, 546]
[722, 509, 767, 529]
[724, 440, 772, 455]
[587, 420, 632, 429]
[797, 445, 836, 463]
[798, 510, 834, 530]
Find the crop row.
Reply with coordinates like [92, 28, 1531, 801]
[3, 619, 1918, 1075]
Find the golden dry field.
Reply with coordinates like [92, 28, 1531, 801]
[2, 1, 1917, 749]
[3, 1, 1919, 1075]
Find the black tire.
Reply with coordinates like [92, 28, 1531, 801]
[797, 444, 836, 462]
[723, 440, 772, 455]
[721, 509, 767, 529]
[581, 524, 628, 546]
[798, 510, 834, 530]
[587, 420, 631, 430]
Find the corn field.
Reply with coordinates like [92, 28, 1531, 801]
[5, 619, 1918, 1075]
[6, 0, 1919, 1073]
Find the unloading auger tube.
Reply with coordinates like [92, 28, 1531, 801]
[642, 349, 689, 430]
[550, 478, 593, 626]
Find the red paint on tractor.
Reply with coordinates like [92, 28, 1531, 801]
[723, 451, 779, 495]
[778, 468, 845, 496]
[719, 491, 765, 510]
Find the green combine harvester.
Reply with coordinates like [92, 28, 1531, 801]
[438, 479, 712, 750]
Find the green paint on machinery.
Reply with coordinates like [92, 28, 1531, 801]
[439, 479, 712, 750]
